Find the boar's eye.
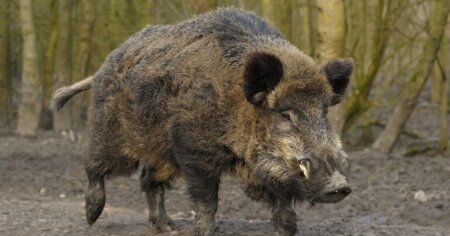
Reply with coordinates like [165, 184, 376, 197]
[280, 111, 292, 123]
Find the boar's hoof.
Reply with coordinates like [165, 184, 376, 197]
[272, 211, 298, 236]
[275, 230, 297, 236]
[273, 225, 297, 236]
[193, 226, 219, 236]
[149, 216, 178, 232]
[85, 181, 106, 225]
[273, 224, 297, 236]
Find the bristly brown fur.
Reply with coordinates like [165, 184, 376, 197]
[52, 7, 353, 236]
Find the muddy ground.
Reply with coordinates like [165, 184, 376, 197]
[1, 102, 450, 236]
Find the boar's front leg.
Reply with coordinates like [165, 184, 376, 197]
[190, 170, 220, 236]
[140, 165, 177, 232]
[171, 120, 228, 235]
[271, 199, 297, 236]
[245, 185, 298, 236]
[180, 162, 220, 236]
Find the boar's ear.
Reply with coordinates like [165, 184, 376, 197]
[322, 58, 353, 105]
[244, 52, 283, 105]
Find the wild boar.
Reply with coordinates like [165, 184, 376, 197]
[51, 7, 353, 236]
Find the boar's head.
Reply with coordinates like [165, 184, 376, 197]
[242, 50, 353, 204]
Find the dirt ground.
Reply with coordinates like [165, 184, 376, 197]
[1, 102, 450, 236]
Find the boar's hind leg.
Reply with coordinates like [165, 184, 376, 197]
[245, 185, 298, 236]
[140, 165, 177, 232]
[84, 153, 139, 225]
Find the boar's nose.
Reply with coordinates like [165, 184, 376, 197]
[318, 171, 351, 203]
[324, 185, 352, 203]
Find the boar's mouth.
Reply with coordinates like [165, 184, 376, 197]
[311, 186, 352, 203]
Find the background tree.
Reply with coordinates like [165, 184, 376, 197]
[17, 0, 42, 137]
[438, 32, 449, 151]
[342, 0, 402, 135]
[0, 0, 11, 128]
[315, 0, 346, 61]
[42, 0, 57, 104]
[373, 0, 450, 153]
[315, 0, 346, 133]
[52, 0, 73, 131]
[32, 0, 57, 107]
[71, 0, 96, 132]
[261, 0, 292, 40]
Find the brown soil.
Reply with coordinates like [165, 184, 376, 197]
[1, 101, 449, 236]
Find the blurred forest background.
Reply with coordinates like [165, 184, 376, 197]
[0, 0, 449, 154]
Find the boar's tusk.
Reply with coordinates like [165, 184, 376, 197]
[299, 160, 310, 180]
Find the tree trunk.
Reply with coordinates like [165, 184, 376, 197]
[438, 66, 448, 151]
[306, 0, 316, 57]
[261, 0, 291, 40]
[52, 0, 73, 131]
[315, 0, 346, 61]
[71, 0, 96, 131]
[90, 0, 110, 71]
[373, 0, 450, 153]
[343, 0, 399, 134]
[44, 45, 57, 99]
[290, 0, 299, 47]
[40, 0, 57, 130]
[438, 31, 449, 151]
[430, 63, 441, 104]
[17, 0, 43, 137]
[108, 0, 127, 50]
[291, 0, 305, 50]
[40, 0, 57, 103]
[315, 0, 346, 134]
[0, 0, 11, 128]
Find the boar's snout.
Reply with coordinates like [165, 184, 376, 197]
[313, 171, 351, 203]
[321, 185, 351, 203]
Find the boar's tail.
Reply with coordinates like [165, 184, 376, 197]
[50, 76, 94, 111]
